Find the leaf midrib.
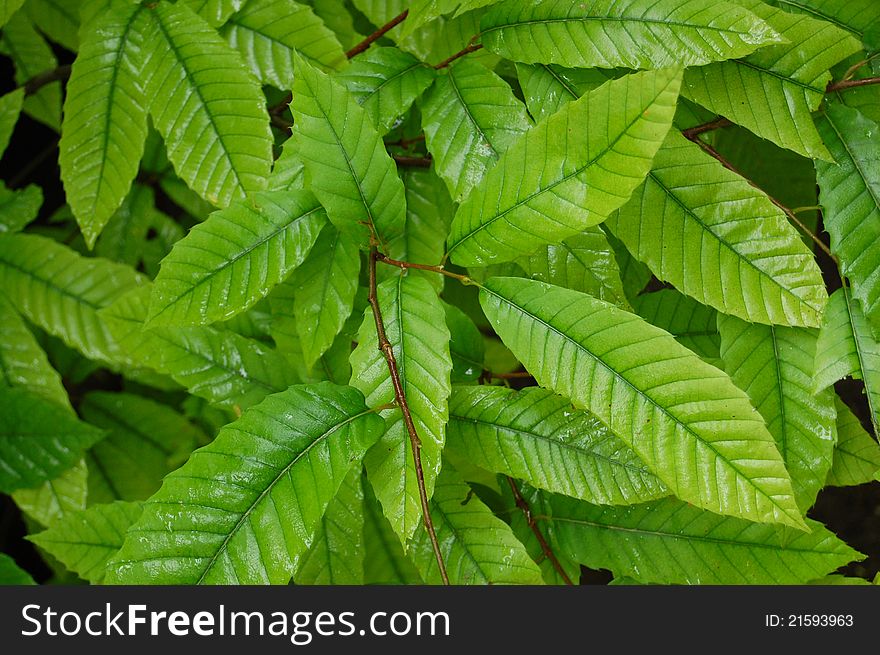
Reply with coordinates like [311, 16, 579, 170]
[481, 15, 760, 39]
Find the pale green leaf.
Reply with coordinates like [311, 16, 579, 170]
[143, 1, 273, 207]
[827, 397, 880, 487]
[546, 495, 862, 585]
[25, 0, 80, 51]
[148, 190, 326, 326]
[606, 131, 827, 327]
[421, 58, 531, 202]
[631, 289, 720, 363]
[221, 0, 346, 88]
[0, 233, 145, 364]
[266, 136, 305, 192]
[682, 0, 860, 160]
[292, 55, 405, 246]
[816, 104, 880, 332]
[0, 88, 23, 157]
[337, 46, 435, 134]
[363, 478, 422, 584]
[81, 392, 204, 503]
[29, 501, 143, 583]
[447, 386, 668, 505]
[447, 68, 681, 267]
[515, 63, 610, 123]
[398, 0, 459, 40]
[179, 0, 245, 27]
[480, 277, 805, 528]
[350, 274, 452, 542]
[409, 464, 543, 585]
[814, 287, 880, 436]
[290, 223, 360, 370]
[0, 553, 35, 584]
[107, 383, 384, 584]
[480, 0, 783, 69]
[0, 184, 42, 234]
[59, 1, 150, 247]
[0, 387, 104, 494]
[718, 317, 836, 511]
[295, 468, 364, 584]
[12, 459, 87, 528]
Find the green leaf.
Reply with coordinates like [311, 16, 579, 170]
[447, 386, 668, 505]
[0, 388, 104, 494]
[480, 276, 805, 529]
[0, 233, 145, 364]
[606, 131, 827, 327]
[362, 479, 422, 584]
[718, 316, 836, 511]
[107, 383, 384, 584]
[59, 1, 150, 248]
[0, 11, 61, 130]
[350, 274, 452, 542]
[445, 302, 484, 382]
[545, 495, 862, 585]
[515, 63, 610, 124]
[221, 0, 345, 88]
[421, 58, 531, 203]
[398, 0, 459, 40]
[291, 55, 405, 246]
[99, 285, 298, 410]
[827, 397, 880, 487]
[25, 0, 80, 51]
[0, 184, 42, 234]
[337, 46, 435, 134]
[0, 0, 25, 27]
[180, 0, 245, 27]
[447, 68, 681, 267]
[303, 0, 361, 51]
[143, 1, 273, 207]
[767, 0, 880, 45]
[289, 223, 360, 371]
[682, 0, 860, 160]
[517, 229, 628, 309]
[631, 289, 720, 363]
[12, 459, 87, 528]
[814, 287, 880, 436]
[148, 190, 326, 327]
[0, 296, 68, 408]
[480, 0, 783, 69]
[29, 501, 143, 584]
[409, 464, 543, 585]
[80, 392, 204, 503]
[816, 104, 880, 333]
[0, 88, 23, 158]
[295, 468, 364, 584]
[0, 553, 35, 584]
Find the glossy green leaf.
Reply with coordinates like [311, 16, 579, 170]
[80, 392, 204, 503]
[143, 1, 273, 207]
[337, 46, 435, 134]
[607, 131, 827, 327]
[0, 553, 35, 584]
[631, 289, 720, 363]
[291, 55, 405, 246]
[303, 0, 361, 50]
[421, 58, 531, 203]
[480, 0, 782, 69]
[409, 464, 543, 585]
[29, 501, 143, 584]
[515, 63, 610, 124]
[0, 184, 42, 234]
[816, 104, 880, 333]
[0, 233, 145, 364]
[445, 302, 484, 382]
[546, 495, 862, 585]
[148, 190, 326, 327]
[180, 0, 245, 27]
[447, 68, 681, 267]
[0, 88, 23, 158]
[718, 316, 836, 511]
[682, 0, 860, 160]
[12, 459, 87, 528]
[221, 0, 346, 88]
[826, 397, 880, 487]
[107, 383, 384, 584]
[0, 388, 104, 494]
[362, 479, 422, 584]
[813, 287, 880, 436]
[350, 274, 452, 542]
[59, 1, 150, 247]
[447, 386, 668, 505]
[295, 468, 364, 584]
[768, 0, 880, 45]
[480, 276, 805, 529]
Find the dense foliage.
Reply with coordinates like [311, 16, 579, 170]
[0, 0, 879, 586]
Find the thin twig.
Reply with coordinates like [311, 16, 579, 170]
[367, 246, 449, 585]
[506, 477, 574, 585]
[346, 10, 409, 59]
[434, 43, 483, 70]
[826, 76, 880, 93]
[393, 154, 433, 168]
[22, 65, 71, 97]
[384, 133, 426, 149]
[680, 117, 732, 140]
[268, 92, 292, 116]
[375, 252, 473, 284]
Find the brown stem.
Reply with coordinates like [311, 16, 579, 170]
[384, 134, 426, 149]
[826, 76, 880, 93]
[393, 154, 433, 168]
[506, 477, 574, 585]
[22, 65, 71, 97]
[367, 247, 449, 585]
[434, 43, 483, 70]
[375, 252, 473, 284]
[683, 135, 837, 262]
[680, 117, 732, 140]
[268, 92, 292, 116]
[346, 10, 409, 59]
